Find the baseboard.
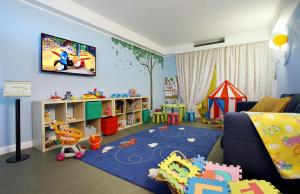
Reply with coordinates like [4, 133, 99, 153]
[0, 141, 33, 156]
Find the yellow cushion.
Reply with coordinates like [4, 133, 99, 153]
[249, 96, 291, 112]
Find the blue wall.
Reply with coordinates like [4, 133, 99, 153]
[163, 55, 177, 77]
[277, 3, 300, 95]
[0, 1, 176, 148]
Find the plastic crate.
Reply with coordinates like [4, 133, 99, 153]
[142, 109, 150, 123]
[101, 116, 118, 135]
[86, 101, 102, 120]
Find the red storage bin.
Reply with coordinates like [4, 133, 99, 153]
[101, 117, 118, 136]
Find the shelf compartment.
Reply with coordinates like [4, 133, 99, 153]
[142, 97, 149, 110]
[115, 99, 125, 115]
[126, 99, 142, 113]
[101, 100, 113, 117]
[86, 118, 101, 138]
[116, 114, 126, 130]
[67, 102, 85, 123]
[44, 103, 66, 124]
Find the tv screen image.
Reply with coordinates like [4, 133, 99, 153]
[41, 33, 96, 76]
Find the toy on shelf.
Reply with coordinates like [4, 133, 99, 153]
[89, 135, 102, 150]
[44, 111, 52, 126]
[104, 104, 112, 116]
[50, 121, 86, 161]
[50, 92, 62, 101]
[119, 138, 137, 148]
[45, 130, 58, 148]
[129, 88, 137, 97]
[82, 93, 98, 99]
[63, 91, 73, 100]
[82, 88, 105, 99]
[126, 114, 134, 126]
[118, 119, 126, 129]
[66, 114, 76, 123]
[110, 92, 129, 98]
[93, 88, 105, 98]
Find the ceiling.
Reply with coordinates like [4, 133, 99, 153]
[71, 0, 281, 47]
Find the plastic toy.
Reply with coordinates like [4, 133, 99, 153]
[93, 88, 105, 98]
[201, 161, 242, 182]
[102, 146, 114, 153]
[229, 180, 280, 194]
[86, 125, 97, 137]
[50, 92, 62, 100]
[187, 138, 196, 143]
[50, 121, 86, 161]
[186, 177, 229, 194]
[44, 111, 52, 125]
[191, 155, 206, 172]
[81, 93, 98, 99]
[119, 138, 137, 148]
[110, 92, 130, 98]
[63, 91, 73, 100]
[89, 135, 102, 150]
[105, 104, 112, 116]
[148, 143, 158, 148]
[148, 168, 159, 179]
[129, 88, 137, 97]
[158, 125, 168, 130]
[82, 89, 105, 99]
[158, 152, 200, 185]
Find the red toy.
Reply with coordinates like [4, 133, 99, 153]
[50, 92, 62, 101]
[119, 138, 137, 148]
[101, 117, 118, 135]
[159, 125, 168, 130]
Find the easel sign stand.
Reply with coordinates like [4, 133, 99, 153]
[3, 81, 32, 163]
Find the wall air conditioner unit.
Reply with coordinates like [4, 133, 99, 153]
[194, 37, 225, 47]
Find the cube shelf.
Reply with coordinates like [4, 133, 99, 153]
[32, 97, 148, 152]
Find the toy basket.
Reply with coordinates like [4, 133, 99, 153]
[51, 122, 83, 145]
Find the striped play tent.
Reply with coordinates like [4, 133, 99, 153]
[207, 80, 247, 119]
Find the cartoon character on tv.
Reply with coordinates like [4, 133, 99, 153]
[54, 51, 74, 71]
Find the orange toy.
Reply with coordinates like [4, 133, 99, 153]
[51, 121, 86, 161]
[119, 138, 137, 148]
[89, 135, 102, 150]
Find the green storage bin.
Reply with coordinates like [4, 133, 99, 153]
[86, 101, 102, 120]
[142, 109, 150, 123]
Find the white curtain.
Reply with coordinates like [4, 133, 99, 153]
[176, 41, 277, 114]
[215, 41, 277, 100]
[176, 50, 216, 115]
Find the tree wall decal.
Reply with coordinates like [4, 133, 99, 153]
[112, 37, 163, 110]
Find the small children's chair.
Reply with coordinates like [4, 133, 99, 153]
[153, 112, 164, 123]
[185, 111, 196, 122]
[167, 113, 180, 125]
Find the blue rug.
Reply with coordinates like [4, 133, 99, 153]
[81, 125, 222, 194]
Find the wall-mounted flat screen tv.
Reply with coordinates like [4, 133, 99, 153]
[41, 33, 96, 76]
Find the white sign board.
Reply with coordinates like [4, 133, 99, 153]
[3, 81, 32, 97]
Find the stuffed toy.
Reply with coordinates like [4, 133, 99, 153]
[45, 111, 52, 125]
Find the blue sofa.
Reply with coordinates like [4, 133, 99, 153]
[222, 94, 300, 193]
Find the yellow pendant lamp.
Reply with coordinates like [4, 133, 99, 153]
[273, 34, 288, 47]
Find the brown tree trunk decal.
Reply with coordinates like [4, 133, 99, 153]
[112, 38, 163, 110]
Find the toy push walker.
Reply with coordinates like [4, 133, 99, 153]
[51, 122, 86, 161]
